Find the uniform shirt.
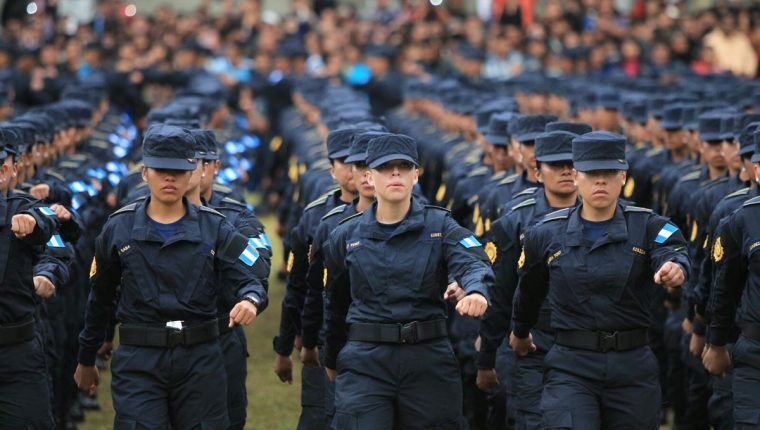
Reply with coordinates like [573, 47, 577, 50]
[0, 193, 57, 324]
[513, 203, 690, 337]
[323, 198, 494, 369]
[708, 196, 760, 346]
[78, 198, 269, 366]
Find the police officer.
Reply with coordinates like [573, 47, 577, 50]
[74, 124, 269, 428]
[0, 136, 59, 429]
[478, 130, 581, 430]
[323, 133, 494, 428]
[510, 131, 690, 428]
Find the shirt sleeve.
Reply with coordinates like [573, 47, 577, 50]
[442, 215, 494, 301]
[323, 226, 351, 370]
[707, 216, 746, 347]
[511, 226, 550, 339]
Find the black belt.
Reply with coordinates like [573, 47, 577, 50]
[0, 319, 35, 345]
[348, 319, 447, 344]
[555, 328, 648, 352]
[742, 322, 760, 342]
[119, 320, 219, 348]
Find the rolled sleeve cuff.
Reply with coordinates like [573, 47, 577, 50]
[707, 327, 729, 347]
[272, 335, 294, 356]
[513, 322, 532, 339]
[77, 347, 98, 367]
[476, 350, 497, 369]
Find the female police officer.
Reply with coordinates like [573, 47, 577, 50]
[323, 133, 494, 429]
[510, 131, 690, 429]
[74, 124, 269, 429]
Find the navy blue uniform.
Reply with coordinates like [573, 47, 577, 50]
[0, 193, 58, 429]
[513, 203, 690, 429]
[324, 199, 494, 429]
[78, 198, 269, 429]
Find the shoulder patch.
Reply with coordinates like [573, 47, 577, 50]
[543, 208, 570, 222]
[222, 196, 246, 207]
[111, 203, 137, 216]
[743, 196, 760, 207]
[338, 212, 363, 225]
[498, 173, 520, 186]
[513, 187, 537, 198]
[199, 205, 225, 217]
[322, 204, 348, 220]
[624, 205, 653, 213]
[424, 205, 451, 213]
[512, 198, 536, 211]
[725, 187, 750, 199]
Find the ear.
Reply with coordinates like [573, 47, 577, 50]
[620, 170, 628, 185]
[534, 167, 543, 184]
[366, 169, 375, 188]
[141, 165, 148, 182]
[413, 168, 420, 185]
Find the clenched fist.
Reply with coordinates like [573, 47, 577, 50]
[33, 276, 56, 298]
[11, 214, 37, 238]
[455, 293, 488, 318]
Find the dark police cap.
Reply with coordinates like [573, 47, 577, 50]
[545, 121, 592, 135]
[345, 131, 389, 164]
[660, 105, 684, 131]
[753, 128, 760, 163]
[190, 129, 218, 161]
[365, 44, 396, 60]
[366, 133, 419, 169]
[485, 112, 516, 146]
[513, 115, 559, 143]
[739, 122, 759, 157]
[572, 131, 629, 172]
[698, 113, 726, 142]
[142, 124, 197, 171]
[535, 131, 577, 163]
[0, 127, 18, 159]
[327, 128, 359, 160]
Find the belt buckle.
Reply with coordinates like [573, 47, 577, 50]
[166, 321, 185, 348]
[399, 322, 418, 344]
[166, 320, 184, 330]
[599, 331, 617, 352]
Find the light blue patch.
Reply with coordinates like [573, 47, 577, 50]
[46, 234, 65, 248]
[459, 235, 482, 248]
[655, 223, 678, 244]
[68, 181, 87, 193]
[38, 206, 56, 216]
[71, 196, 82, 210]
[238, 239, 260, 267]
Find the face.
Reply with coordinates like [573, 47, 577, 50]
[367, 160, 418, 204]
[721, 139, 741, 172]
[200, 160, 219, 195]
[142, 166, 192, 205]
[186, 160, 204, 193]
[701, 141, 727, 169]
[536, 161, 577, 198]
[754, 163, 760, 183]
[491, 145, 513, 172]
[576, 169, 626, 210]
[0, 156, 12, 192]
[351, 163, 375, 200]
[664, 129, 687, 151]
[330, 159, 356, 194]
[518, 142, 536, 170]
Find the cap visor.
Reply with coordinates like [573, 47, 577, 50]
[516, 132, 542, 142]
[739, 147, 754, 156]
[536, 153, 573, 163]
[369, 154, 419, 169]
[660, 122, 682, 130]
[700, 132, 722, 141]
[328, 148, 352, 160]
[143, 156, 197, 171]
[344, 153, 367, 164]
[752, 153, 760, 163]
[485, 134, 509, 145]
[574, 159, 629, 172]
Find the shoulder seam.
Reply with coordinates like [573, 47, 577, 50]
[512, 198, 536, 211]
[338, 212, 362, 225]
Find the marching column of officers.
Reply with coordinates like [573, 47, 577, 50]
[2, 58, 760, 430]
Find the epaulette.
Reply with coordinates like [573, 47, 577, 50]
[322, 204, 348, 220]
[645, 147, 665, 157]
[199, 205, 225, 217]
[45, 169, 65, 182]
[111, 203, 137, 216]
[222, 197, 247, 208]
[699, 176, 728, 188]
[7, 191, 34, 202]
[680, 170, 701, 182]
[68, 154, 88, 161]
[58, 161, 80, 169]
[213, 184, 233, 194]
[511, 198, 536, 211]
[624, 206, 653, 213]
[725, 187, 750, 199]
[425, 205, 451, 213]
[304, 194, 330, 212]
[128, 165, 142, 174]
[338, 212, 363, 225]
[89, 140, 109, 149]
[498, 173, 519, 186]
[743, 196, 760, 207]
[135, 182, 148, 190]
[467, 166, 489, 178]
[513, 187, 537, 199]
[543, 208, 570, 222]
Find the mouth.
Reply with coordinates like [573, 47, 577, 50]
[592, 189, 608, 197]
[162, 185, 177, 193]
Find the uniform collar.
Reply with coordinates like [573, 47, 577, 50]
[359, 196, 425, 240]
[132, 197, 202, 245]
[565, 202, 628, 249]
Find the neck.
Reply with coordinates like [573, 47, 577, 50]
[670, 147, 688, 163]
[339, 188, 357, 203]
[355, 195, 373, 213]
[186, 188, 202, 206]
[202, 188, 213, 202]
[146, 196, 186, 223]
[524, 167, 537, 183]
[580, 201, 617, 222]
[376, 197, 411, 224]
[708, 165, 726, 180]
[545, 190, 577, 209]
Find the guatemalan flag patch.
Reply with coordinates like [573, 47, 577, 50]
[238, 238, 261, 267]
[459, 235, 482, 248]
[46, 234, 65, 248]
[655, 223, 679, 244]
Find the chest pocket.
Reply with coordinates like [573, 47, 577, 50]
[176, 243, 216, 305]
[118, 242, 156, 304]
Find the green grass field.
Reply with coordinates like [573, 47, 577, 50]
[78, 212, 301, 429]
